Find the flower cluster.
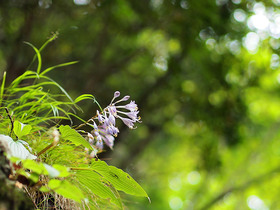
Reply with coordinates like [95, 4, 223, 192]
[88, 91, 141, 151]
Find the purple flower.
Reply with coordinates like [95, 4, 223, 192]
[108, 106, 117, 116]
[97, 110, 105, 123]
[115, 95, 130, 104]
[90, 91, 141, 150]
[125, 101, 138, 111]
[116, 110, 140, 121]
[108, 114, 116, 125]
[95, 139, 103, 150]
[102, 133, 115, 149]
[114, 91, 120, 98]
[101, 123, 119, 137]
[118, 116, 137, 129]
[87, 133, 95, 144]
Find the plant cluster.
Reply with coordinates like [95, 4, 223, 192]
[0, 38, 148, 209]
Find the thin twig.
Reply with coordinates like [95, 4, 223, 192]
[5, 107, 15, 137]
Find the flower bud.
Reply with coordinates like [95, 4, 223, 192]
[114, 91, 120, 98]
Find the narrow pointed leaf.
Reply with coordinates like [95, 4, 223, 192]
[24, 42, 42, 74]
[40, 61, 79, 76]
[0, 71, 6, 105]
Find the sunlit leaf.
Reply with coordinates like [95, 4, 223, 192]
[22, 159, 46, 174]
[29, 172, 40, 183]
[52, 164, 70, 177]
[39, 186, 50, 192]
[74, 94, 95, 103]
[13, 121, 32, 139]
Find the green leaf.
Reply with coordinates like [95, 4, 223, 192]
[76, 170, 122, 208]
[24, 42, 42, 74]
[39, 75, 74, 102]
[39, 186, 50, 192]
[59, 125, 92, 149]
[43, 163, 60, 178]
[10, 70, 39, 88]
[52, 164, 70, 177]
[91, 160, 148, 198]
[48, 179, 85, 203]
[13, 121, 32, 139]
[21, 160, 67, 179]
[40, 61, 79, 76]
[22, 159, 46, 174]
[29, 172, 40, 183]
[74, 94, 95, 103]
[0, 71, 6, 105]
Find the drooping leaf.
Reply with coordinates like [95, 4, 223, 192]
[74, 94, 95, 103]
[24, 42, 42, 74]
[59, 125, 92, 149]
[0, 134, 36, 160]
[75, 170, 122, 208]
[91, 160, 148, 198]
[48, 179, 85, 203]
[13, 121, 32, 139]
[39, 75, 74, 102]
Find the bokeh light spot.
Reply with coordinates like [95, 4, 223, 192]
[187, 171, 201, 185]
[73, 0, 90, 5]
[169, 176, 182, 191]
[243, 32, 260, 53]
[169, 197, 183, 210]
[233, 9, 247, 22]
[248, 14, 269, 30]
[247, 195, 269, 210]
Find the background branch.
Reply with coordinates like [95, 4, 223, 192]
[199, 166, 280, 210]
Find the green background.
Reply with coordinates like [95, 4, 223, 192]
[1, 0, 280, 209]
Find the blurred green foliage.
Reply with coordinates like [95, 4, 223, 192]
[1, 0, 280, 209]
